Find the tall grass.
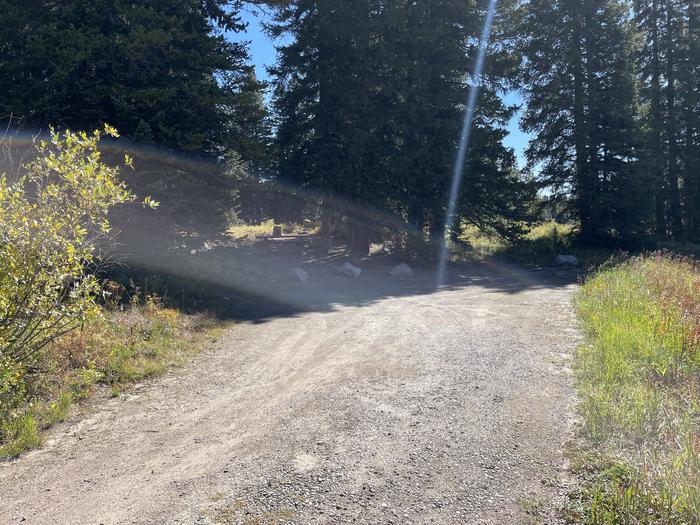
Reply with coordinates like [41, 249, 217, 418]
[226, 218, 276, 240]
[226, 219, 317, 240]
[570, 253, 700, 523]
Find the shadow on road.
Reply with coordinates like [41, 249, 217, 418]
[109, 233, 578, 323]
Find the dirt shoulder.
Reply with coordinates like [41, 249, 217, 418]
[0, 259, 579, 524]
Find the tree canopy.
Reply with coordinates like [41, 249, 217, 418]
[269, 0, 531, 245]
[520, 0, 699, 245]
[0, 0, 268, 157]
[1, 0, 699, 246]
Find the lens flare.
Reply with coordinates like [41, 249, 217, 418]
[436, 0, 499, 288]
[3, 119, 547, 324]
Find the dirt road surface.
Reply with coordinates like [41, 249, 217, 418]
[0, 248, 580, 525]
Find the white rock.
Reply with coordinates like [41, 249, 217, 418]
[389, 263, 414, 278]
[336, 262, 362, 278]
[190, 249, 198, 256]
[554, 254, 579, 266]
[290, 267, 309, 283]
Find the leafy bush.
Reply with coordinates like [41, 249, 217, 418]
[0, 126, 155, 421]
[570, 253, 700, 523]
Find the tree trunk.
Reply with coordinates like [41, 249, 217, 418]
[570, 1, 593, 242]
[320, 197, 334, 251]
[685, 0, 700, 240]
[584, 1, 600, 238]
[651, 0, 667, 237]
[666, 4, 684, 240]
[407, 203, 426, 255]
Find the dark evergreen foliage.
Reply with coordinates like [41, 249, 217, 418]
[269, 0, 531, 249]
[2, 0, 699, 246]
[520, 0, 699, 244]
[0, 0, 269, 158]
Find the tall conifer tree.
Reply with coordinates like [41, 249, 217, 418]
[520, 0, 648, 243]
[0, 0, 261, 156]
[270, 0, 529, 249]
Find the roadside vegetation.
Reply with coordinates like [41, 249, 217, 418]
[458, 222, 618, 270]
[0, 299, 218, 459]
[0, 129, 219, 459]
[567, 254, 700, 524]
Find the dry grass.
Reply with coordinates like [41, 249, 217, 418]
[226, 219, 276, 240]
[0, 298, 221, 459]
[458, 222, 613, 269]
[226, 219, 319, 241]
[211, 499, 295, 525]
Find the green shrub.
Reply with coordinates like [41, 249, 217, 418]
[1, 128, 130, 368]
[0, 126, 156, 446]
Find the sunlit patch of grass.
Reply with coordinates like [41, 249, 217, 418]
[0, 298, 222, 459]
[282, 221, 319, 235]
[226, 219, 319, 240]
[569, 253, 700, 523]
[227, 219, 276, 240]
[458, 221, 612, 269]
[458, 224, 506, 257]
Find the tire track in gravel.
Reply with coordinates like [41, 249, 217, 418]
[0, 262, 579, 525]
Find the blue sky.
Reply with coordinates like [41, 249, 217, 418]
[230, 9, 529, 167]
[233, 8, 284, 82]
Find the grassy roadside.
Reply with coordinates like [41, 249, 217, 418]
[566, 254, 700, 523]
[0, 298, 222, 459]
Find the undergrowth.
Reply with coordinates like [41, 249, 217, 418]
[0, 297, 220, 459]
[567, 253, 700, 524]
[459, 222, 615, 269]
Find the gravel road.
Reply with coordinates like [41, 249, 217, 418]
[0, 255, 580, 525]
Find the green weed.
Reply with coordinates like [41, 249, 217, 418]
[0, 413, 41, 459]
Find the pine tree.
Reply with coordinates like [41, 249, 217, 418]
[0, 0, 257, 156]
[635, 0, 668, 236]
[520, 0, 648, 244]
[680, 0, 700, 240]
[221, 68, 273, 171]
[634, 0, 700, 241]
[665, 1, 685, 239]
[270, 0, 529, 251]
[519, 0, 591, 238]
[588, 1, 651, 241]
[270, 1, 382, 196]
